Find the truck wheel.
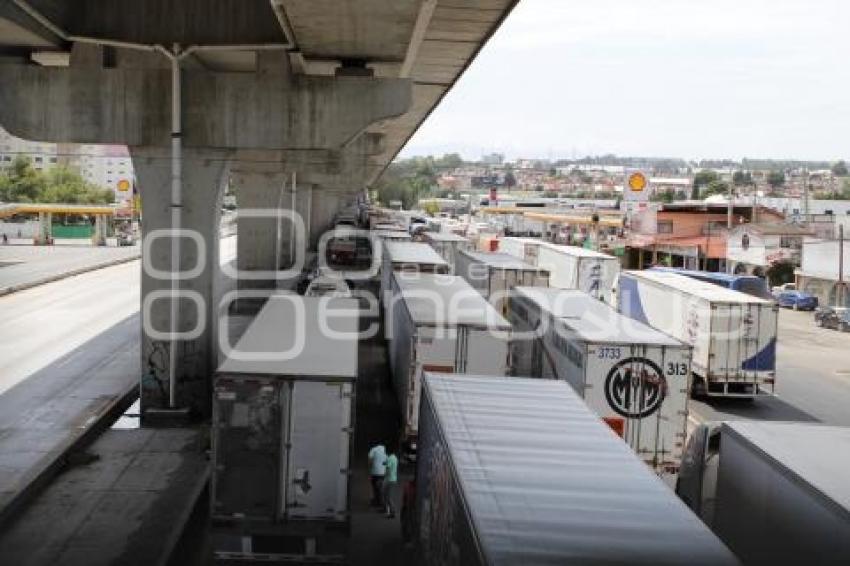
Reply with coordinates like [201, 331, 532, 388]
[842, 323, 850, 333]
[816, 318, 824, 327]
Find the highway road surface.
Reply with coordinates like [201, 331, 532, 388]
[0, 237, 236, 396]
[689, 308, 850, 427]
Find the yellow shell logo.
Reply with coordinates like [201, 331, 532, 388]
[628, 172, 647, 192]
[117, 179, 131, 192]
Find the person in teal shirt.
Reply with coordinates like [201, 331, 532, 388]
[368, 442, 386, 507]
[383, 448, 399, 518]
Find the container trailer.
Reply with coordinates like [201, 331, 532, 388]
[498, 236, 544, 266]
[415, 373, 739, 566]
[677, 421, 850, 566]
[386, 273, 511, 450]
[617, 270, 778, 397]
[380, 241, 449, 310]
[508, 286, 691, 475]
[211, 294, 359, 562]
[535, 242, 620, 302]
[421, 231, 471, 271]
[454, 249, 549, 315]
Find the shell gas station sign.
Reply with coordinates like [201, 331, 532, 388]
[117, 179, 131, 192]
[624, 170, 651, 202]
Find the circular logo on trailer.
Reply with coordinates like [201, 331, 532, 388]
[604, 357, 667, 419]
[627, 171, 648, 192]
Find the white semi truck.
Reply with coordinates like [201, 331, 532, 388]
[212, 294, 359, 563]
[617, 270, 778, 397]
[386, 272, 511, 451]
[508, 286, 691, 476]
[415, 373, 739, 566]
[677, 421, 850, 566]
[536, 242, 620, 302]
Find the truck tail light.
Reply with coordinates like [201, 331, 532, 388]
[763, 377, 775, 384]
[603, 417, 625, 438]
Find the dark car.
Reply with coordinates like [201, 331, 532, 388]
[814, 306, 850, 332]
[776, 290, 818, 311]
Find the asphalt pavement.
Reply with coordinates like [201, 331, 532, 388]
[689, 308, 850, 426]
[0, 241, 140, 296]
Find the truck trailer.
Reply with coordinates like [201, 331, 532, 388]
[498, 236, 544, 266]
[454, 249, 549, 315]
[617, 270, 778, 397]
[677, 421, 850, 566]
[380, 241, 449, 310]
[421, 231, 471, 271]
[415, 373, 739, 566]
[508, 286, 691, 475]
[535, 242, 620, 302]
[386, 273, 511, 449]
[211, 294, 359, 562]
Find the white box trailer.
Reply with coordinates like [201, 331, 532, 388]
[416, 374, 739, 566]
[212, 295, 359, 561]
[498, 236, 544, 266]
[617, 270, 778, 397]
[421, 231, 471, 271]
[536, 242, 620, 302]
[386, 273, 511, 447]
[454, 250, 549, 315]
[381, 242, 449, 311]
[508, 287, 691, 475]
[679, 421, 850, 566]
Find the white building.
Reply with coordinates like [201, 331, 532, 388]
[726, 223, 813, 279]
[796, 237, 850, 307]
[0, 126, 133, 204]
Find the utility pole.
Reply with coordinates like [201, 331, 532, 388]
[840, 224, 845, 307]
[803, 168, 810, 223]
[727, 175, 733, 230]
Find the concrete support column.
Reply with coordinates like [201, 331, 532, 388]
[92, 215, 107, 246]
[132, 146, 229, 420]
[231, 169, 315, 289]
[34, 211, 53, 245]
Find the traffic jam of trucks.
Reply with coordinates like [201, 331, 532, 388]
[210, 207, 848, 563]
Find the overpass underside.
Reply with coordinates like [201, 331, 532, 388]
[0, 0, 518, 418]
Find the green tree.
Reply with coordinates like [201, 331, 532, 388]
[435, 153, 463, 170]
[732, 170, 753, 186]
[503, 170, 517, 189]
[831, 160, 848, 177]
[691, 169, 719, 199]
[0, 157, 45, 202]
[704, 180, 730, 198]
[766, 170, 785, 189]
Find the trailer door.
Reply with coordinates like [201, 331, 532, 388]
[281, 380, 352, 522]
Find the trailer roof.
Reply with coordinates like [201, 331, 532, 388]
[540, 242, 619, 259]
[460, 250, 542, 271]
[385, 241, 448, 266]
[423, 232, 469, 243]
[501, 236, 545, 246]
[423, 374, 739, 565]
[724, 421, 850, 516]
[217, 295, 358, 378]
[625, 270, 772, 304]
[371, 230, 411, 240]
[393, 273, 511, 329]
[514, 287, 685, 346]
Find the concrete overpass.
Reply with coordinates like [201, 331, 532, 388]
[0, 0, 519, 419]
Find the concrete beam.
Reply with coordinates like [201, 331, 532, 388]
[0, 62, 411, 149]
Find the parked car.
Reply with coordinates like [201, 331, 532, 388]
[776, 290, 818, 311]
[815, 306, 850, 331]
[771, 282, 796, 296]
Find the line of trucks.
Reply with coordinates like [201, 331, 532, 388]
[208, 221, 850, 564]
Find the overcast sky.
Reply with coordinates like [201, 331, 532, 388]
[401, 0, 850, 162]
